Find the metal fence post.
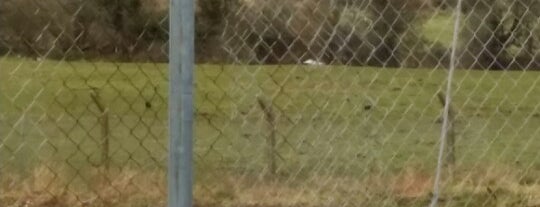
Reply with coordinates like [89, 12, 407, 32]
[169, 0, 194, 206]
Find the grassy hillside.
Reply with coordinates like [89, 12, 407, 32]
[2, 57, 540, 206]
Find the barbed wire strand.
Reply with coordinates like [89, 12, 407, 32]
[429, 0, 464, 206]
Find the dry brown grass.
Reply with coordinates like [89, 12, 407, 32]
[3, 165, 540, 207]
[1, 165, 166, 207]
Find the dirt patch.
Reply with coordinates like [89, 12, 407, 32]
[391, 167, 433, 199]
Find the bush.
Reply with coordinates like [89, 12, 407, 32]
[0, 0, 168, 61]
[0, 0, 77, 58]
[459, 0, 540, 70]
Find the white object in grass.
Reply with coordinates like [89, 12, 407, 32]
[303, 59, 325, 65]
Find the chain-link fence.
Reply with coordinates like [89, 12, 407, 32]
[1, 0, 169, 206]
[3, 0, 540, 206]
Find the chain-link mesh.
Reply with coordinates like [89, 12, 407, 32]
[1, 0, 169, 206]
[3, 0, 540, 206]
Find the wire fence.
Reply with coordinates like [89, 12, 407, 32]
[2, 0, 540, 206]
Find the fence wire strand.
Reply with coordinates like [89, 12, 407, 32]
[430, 0, 463, 206]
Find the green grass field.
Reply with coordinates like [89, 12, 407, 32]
[3, 56, 540, 206]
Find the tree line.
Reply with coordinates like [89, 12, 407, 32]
[0, 0, 167, 61]
[1, 0, 539, 70]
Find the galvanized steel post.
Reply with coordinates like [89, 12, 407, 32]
[168, 0, 194, 206]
